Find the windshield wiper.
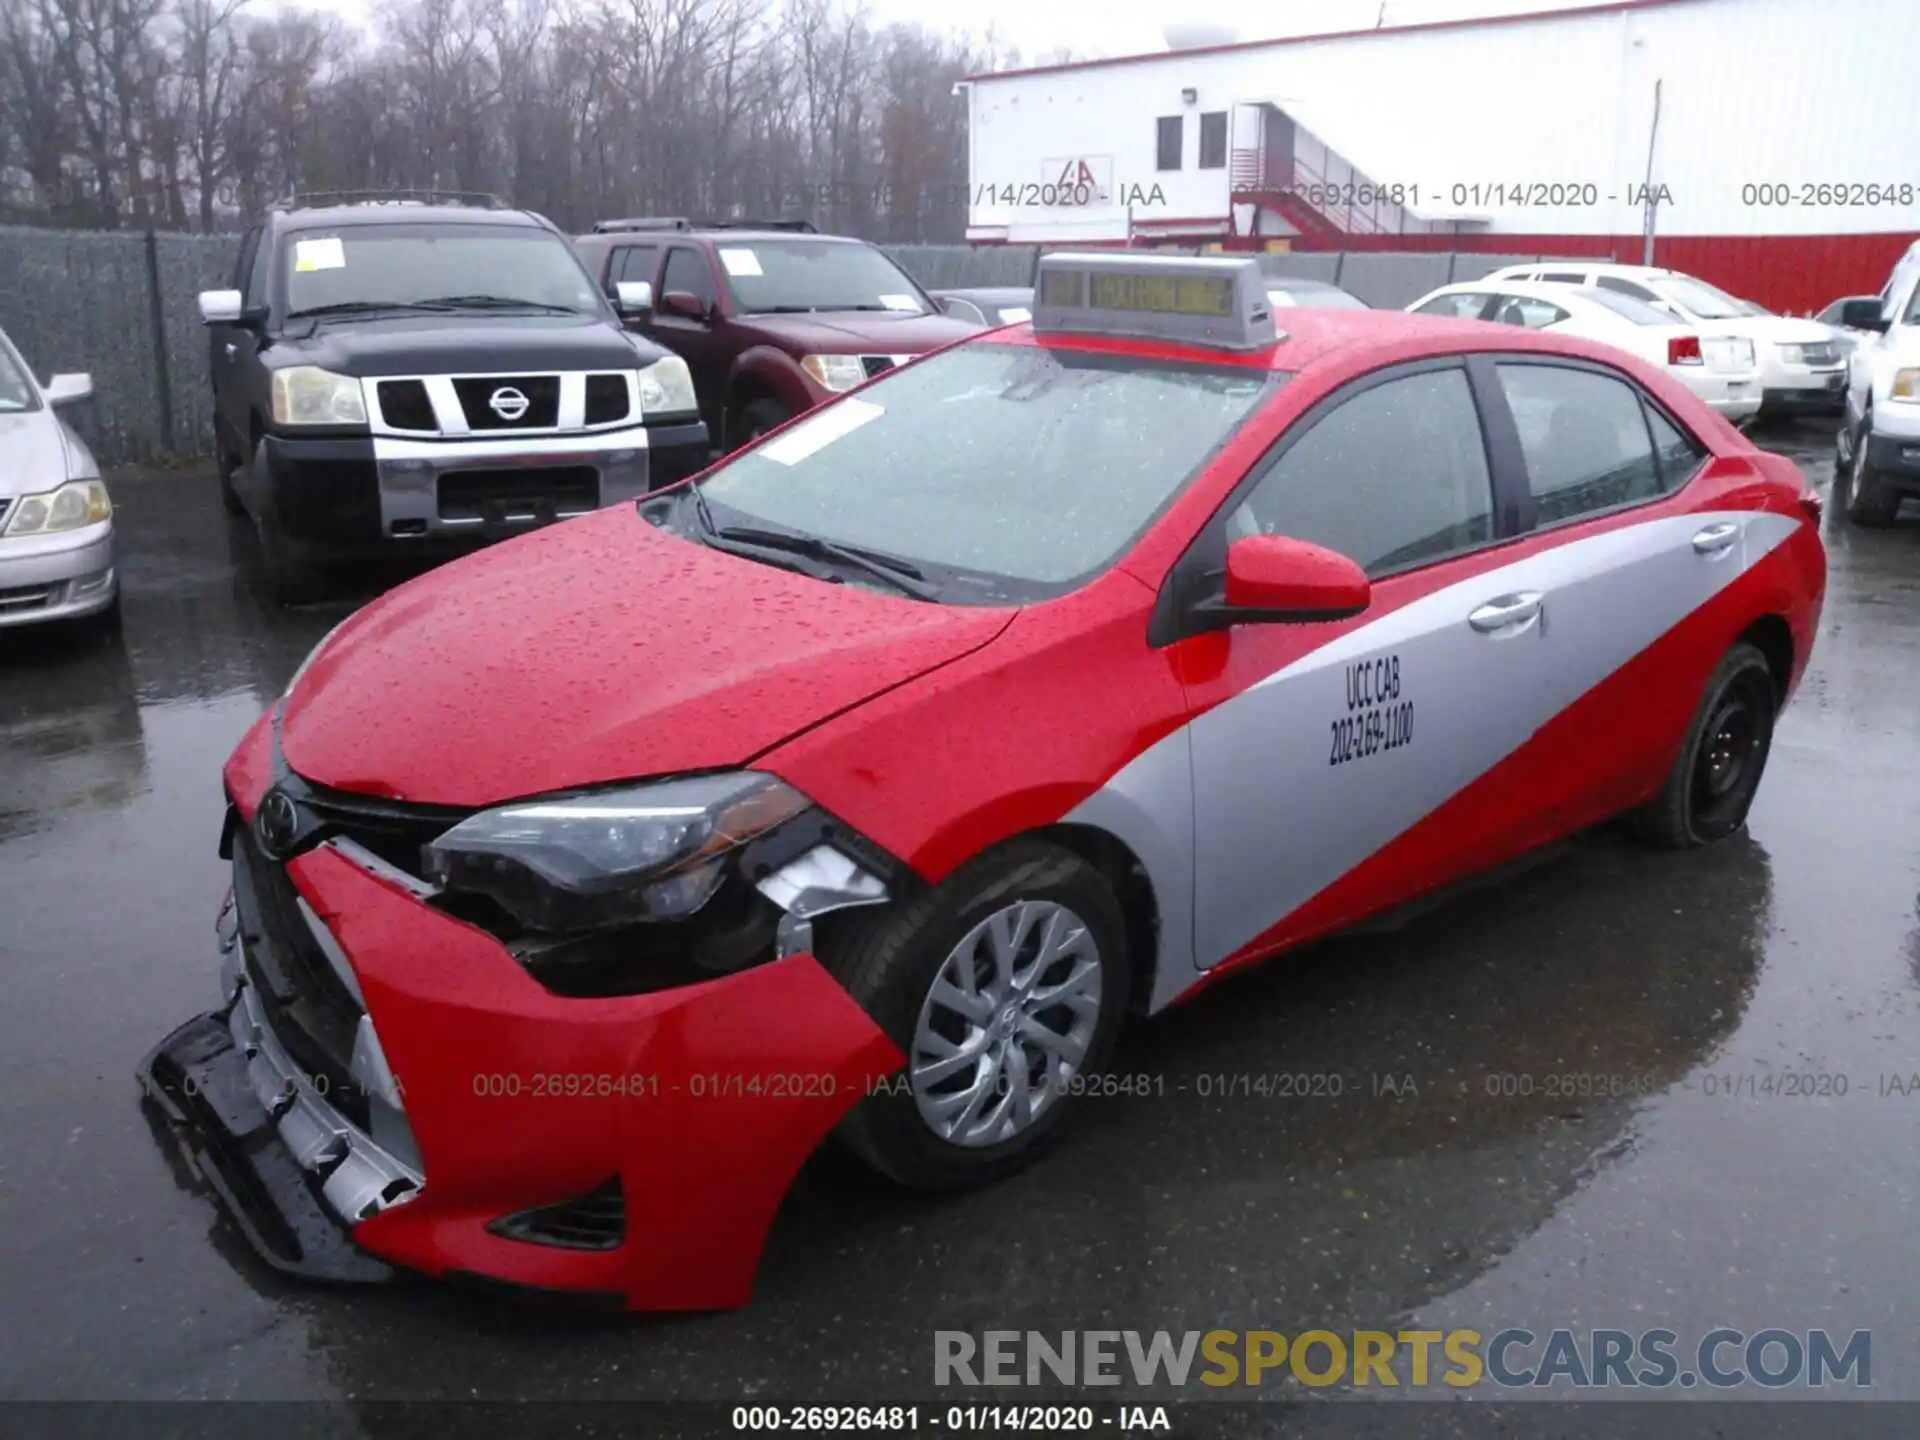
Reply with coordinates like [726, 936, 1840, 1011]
[682, 489, 937, 599]
[286, 300, 448, 319]
[412, 294, 582, 314]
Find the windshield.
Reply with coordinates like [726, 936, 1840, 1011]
[1648, 275, 1747, 320]
[1269, 287, 1368, 310]
[0, 333, 37, 412]
[717, 239, 930, 315]
[1581, 288, 1679, 326]
[281, 224, 604, 316]
[692, 342, 1277, 602]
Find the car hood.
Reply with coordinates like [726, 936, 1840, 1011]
[279, 506, 1016, 808]
[0, 409, 77, 499]
[1702, 315, 1841, 345]
[268, 312, 660, 377]
[735, 310, 981, 353]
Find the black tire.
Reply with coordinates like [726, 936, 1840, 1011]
[825, 839, 1131, 1191]
[1844, 415, 1902, 528]
[1628, 642, 1777, 850]
[251, 442, 330, 606]
[735, 398, 792, 450]
[84, 592, 123, 635]
[217, 439, 247, 516]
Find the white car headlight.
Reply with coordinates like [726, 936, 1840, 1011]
[801, 354, 867, 392]
[636, 356, 697, 415]
[270, 366, 367, 426]
[1890, 368, 1920, 403]
[422, 772, 813, 933]
[5, 479, 111, 536]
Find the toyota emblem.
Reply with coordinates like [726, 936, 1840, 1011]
[488, 386, 531, 421]
[255, 787, 302, 861]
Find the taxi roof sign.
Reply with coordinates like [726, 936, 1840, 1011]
[1031, 252, 1281, 352]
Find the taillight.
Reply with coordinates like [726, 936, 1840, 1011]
[1799, 488, 1823, 523]
[1667, 335, 1703, 366]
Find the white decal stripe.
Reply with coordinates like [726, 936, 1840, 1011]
[1066, 509, 1805, 1013]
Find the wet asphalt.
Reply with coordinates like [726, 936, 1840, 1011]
[1, 418, 1917, 1420]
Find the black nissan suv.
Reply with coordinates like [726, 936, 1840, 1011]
[199, 192, 710, 604]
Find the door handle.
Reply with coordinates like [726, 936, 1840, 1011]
[1691, 521, 1740, 556]
[224, 343, 237, 360]
[1468, 591, 1544, 634]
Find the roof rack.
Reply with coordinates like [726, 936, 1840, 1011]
[589, 216, 820, 235]
[592, 217, 692, 234]
[268, 189, 509, 213]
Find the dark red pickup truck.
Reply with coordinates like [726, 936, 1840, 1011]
[571, 219, 981, 451]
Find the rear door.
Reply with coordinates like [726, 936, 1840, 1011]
[1182, 359, 1543, 970]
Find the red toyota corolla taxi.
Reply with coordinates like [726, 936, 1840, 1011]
[141, 253, 1826, 1309]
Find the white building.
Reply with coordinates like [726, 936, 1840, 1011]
[958, 0, 1920, 309]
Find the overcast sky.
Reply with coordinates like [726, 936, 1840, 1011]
[261, 0, 1594, 65]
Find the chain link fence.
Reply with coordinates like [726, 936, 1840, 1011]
[0, 226, 1551, 466]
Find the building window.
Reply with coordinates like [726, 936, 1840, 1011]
[1199, 111, 1227, 169]
[1156, 116, 1183, 171]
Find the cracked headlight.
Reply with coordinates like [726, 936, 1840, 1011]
[271, 366, 367, 426]
[637, 356, 697, 415]
[423, 773, 812, 933]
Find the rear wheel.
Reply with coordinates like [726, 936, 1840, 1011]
[826, 840, 1131, 1191]
[1628, 642, 1777, 849]
[1844, 414, 1902, 527]
[251, 441, 330, 606]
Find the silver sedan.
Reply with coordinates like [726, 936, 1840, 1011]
[0, 327, 116, 630]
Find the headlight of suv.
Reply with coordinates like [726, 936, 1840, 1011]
[422, 772, 812, 933]
[801, 354, 867, 392]
[637, 356, 697, 415]
[270, 366, 367, 426]
[1890, 368, 1920, 403]
[5, 479, 110, 536]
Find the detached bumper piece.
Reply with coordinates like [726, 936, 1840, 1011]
[138, 1011, 397, 1283]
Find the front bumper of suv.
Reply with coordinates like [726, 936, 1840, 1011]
[262, 418, 709, 554]
[139, 715, 902, 1310]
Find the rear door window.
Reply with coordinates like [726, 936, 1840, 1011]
[1414, 292, 1495, 320]
[1496, 362, 1668, 524]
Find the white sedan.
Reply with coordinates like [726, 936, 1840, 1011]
[1482, 262, 1845, 416]
[1407, 280, 1763, 425]
[0, 326, 116, 631]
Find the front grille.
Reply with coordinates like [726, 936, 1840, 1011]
[231, 822, 370, 1126]
[860, 355, 897, 379]
[376, 379, 437, 432]
[584, 374, 631, 425]
[488, 1177, 626, 1250]
[437, 467, 599, 524]
[0, 582, 58, 612]
[452, 375, 559, 430]
[295, 781, 466, 878]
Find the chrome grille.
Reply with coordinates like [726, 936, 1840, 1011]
[453, 375, 560, 430]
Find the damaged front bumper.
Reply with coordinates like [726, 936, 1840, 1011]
[141, 818, 905, 1309]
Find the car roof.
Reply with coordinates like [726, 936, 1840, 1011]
[1432, 279, 1609, 305]
[1266, 277, 1349, 291]
[933, 287, 1033, 302]
[274, 204, 547, 232]
[996, 306, 1659, 376]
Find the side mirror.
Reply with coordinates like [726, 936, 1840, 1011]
[1218, 533, 1370, 622]
[614, 280, 653, 316]
[659, 290, 709, 322]
[44, 373, 93, 408]
[199, 288, 243, 325]
[1839, 298, 1889, 333]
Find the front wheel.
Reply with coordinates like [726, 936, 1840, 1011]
[826, 840, 1131, 1191]
[1844, 416, 1902, 527]
[251, 442, 331, 606]
[1628, 642, 1777, 849]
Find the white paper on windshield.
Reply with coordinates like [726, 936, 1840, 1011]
[879, 294, 920, 311]
[759, 396, 884, 466]
[998, 306, 1032, 323]
[718, 247, 763, 277]
[293, 237, 346, 272]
